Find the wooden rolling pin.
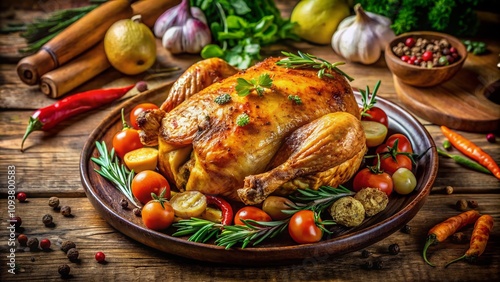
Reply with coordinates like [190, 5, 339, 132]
[36, 0, 182, 98]
[16, 0, 133, 85]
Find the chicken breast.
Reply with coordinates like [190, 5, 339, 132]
[139, 56, 364, 203]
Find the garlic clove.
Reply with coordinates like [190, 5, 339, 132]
[162, 26, 184, 54]
[191, 7, 207, 24]
[182, 18, 212, 54]
[154, 0, 191, 37]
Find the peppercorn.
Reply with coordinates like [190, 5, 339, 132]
[361, 249, 372, 258]
[61, 205, 72, 217]
[31, 257, 36, 262]
[373, 259, 384, 270]
[361, 260, 373, 270]
[400, 224, 411, 234]
[467, 200, 479, 208]
[456, 199, 469, 211]
[95, 251, 106, 263]
[48, 196, 60, 209]
[136, 81, 148, 92]
[10, 216, 22, 228]
[40, 238, 51, 251]
[61, 240, 76, 253]
[27, 237, 39, 251]
[388, 243, 400, 255]
[133, 207, 142, 217]
[16, 192, 27, 203]
[67, 248, 79, 261]
[486, 133, 496, 143]
[42, 214, 54, 227]
[58, 264, 71, 277]
[120, 198, 129, 209]
[451, 232, 468, 244]
[18, 234, 28, 246]
[445, 186, 454, 195]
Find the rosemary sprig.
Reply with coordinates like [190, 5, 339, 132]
[360, 80, 381, 118]
[276, 51, 354, 82]
[172, 186, 353, 248]
[90, 140, 141, 208]
[235, 73, 273, 97]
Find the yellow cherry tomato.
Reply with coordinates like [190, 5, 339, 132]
[123, 147, 158, 173]
[361, 121, 388, 147]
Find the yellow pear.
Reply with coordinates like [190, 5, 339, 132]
[104, 15, 156, 75]
[291, 0, 350, 45]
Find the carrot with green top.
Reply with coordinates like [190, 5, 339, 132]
[440, 126, 500, 179]
[445, 214, 494, 267]
[422, 210, 481, 266]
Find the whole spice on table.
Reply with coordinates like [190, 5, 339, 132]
[11, 216, 22, 228]
[441, 126, 500, 179]
[40, 238, 51, 251]
[21, 84, 135, 152]
[67, 248, 80, 261]
[61, 206, 72, 217]
[401, 224, 412, 234]
[455, 199, 469, 211]
[58, 264, 71, 277]
[27, 238, 39, 251]
[422, 210, 481, 266]
[445, 214, 494, 267]
[388, 243, 400, 255]
[42, 214, 54, 226]
[120, 198, 129, 209]
[445, 186, 454, 195]
[48, 196, 60, 209]
[486, 133, 496, 143]
[361, 249, 372, 258]
[95, 251, 106, 263]
[16, 192, 27, 202]
[468, 200, 479, 209]
[61, 240, 76, 253]
[18, 234, 28, 246]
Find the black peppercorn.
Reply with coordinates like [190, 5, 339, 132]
[456, 199, 468, 211]
[133, 207, 142, 217]
[27, 238, 39, 251]
[42, 214, 53, 226]
[120, 198, 129, 209]
[48, 196, 60, 209]
[61, 206, 72, 217]
[361, 249, 372, 258]
[61, 240, 76, 253]
[467, 200, 479, 209]
[373, 259, 384, 270]
[58, 264, 71, 277]
[388, 243, 400, 255]
[400, 224, 411, 234]
[361, 260, 373, 270]
[67, 248, 79, 261]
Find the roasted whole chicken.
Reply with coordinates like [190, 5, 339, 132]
[138, 56, 366, 205]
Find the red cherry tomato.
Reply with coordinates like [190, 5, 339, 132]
[234, 206, 271, 225]
[386, 133, 413, 153]
[361, 106, 389, 127]
[130, 103, 159, 130]
[352, 168, 393, 196]
[112, 128, 143, 159]
[288, 210, 323, 244]
[378, 154, 413, 175]
[422, 51, 433, 62]
[131, 170, 171, 205]
[142, 200, 175, 231]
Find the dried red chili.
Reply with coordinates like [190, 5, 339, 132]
[21, 84, 135, 151]
[205, 195, 234, 225]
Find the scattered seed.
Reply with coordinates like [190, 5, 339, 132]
[133, 207, 142, 217]
[120, 199, 129, 209]
[445, 186, 454, 195]
[11, 216, 22, 228]
[16, 192, 27, 202]
[40, 239, 51, 250]
[486, 133, 496, 143]
[66, 248, 79, 261]
[18, 234, 28, 246]
[61, 206, 72, 217]
[58, 264, 71, 277]
[400, 224, 411, 234]
[136, 81, 148, 92]
[27, 238, 39, 251]
[95, 251, 106, 263]
[388, 243, 400, 255]
[467, 200, 479, 208]
[61, 240, 76, 253]
[48, 196, 60, 209]
[361, 249, 372, 258]
[361, 260, 373, 270]
[456, 199, 468, 211]
[373, 259, 384, 270]
[42, 214, 54, 226]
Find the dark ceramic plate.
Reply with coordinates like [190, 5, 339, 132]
[80, 83, 438, 265]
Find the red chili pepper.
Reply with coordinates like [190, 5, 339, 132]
[441, 126, 500, 179]
[205, 195, 233, 225]
[21, 84, 135, 152]
[445, 214, 494, 267]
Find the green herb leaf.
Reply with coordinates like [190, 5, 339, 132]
[236, 73, 273, 97]
[236, 113, 250, 127]
[214, 93, 232, 105]
[288, 95, 303, 105]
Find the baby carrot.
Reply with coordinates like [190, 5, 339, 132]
[422, 210, 481, 266]
[440, 126, 500, 179]
[445, 214, 494, 267]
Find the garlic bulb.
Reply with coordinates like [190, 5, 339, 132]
[154, 0, 211, 54]
[331, 4, 395, 65]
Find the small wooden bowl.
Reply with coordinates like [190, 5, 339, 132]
[385, 31, 467, 87]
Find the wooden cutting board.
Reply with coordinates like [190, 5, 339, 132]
[394, 49, 500, 133]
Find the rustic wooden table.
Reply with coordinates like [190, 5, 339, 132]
[1, 1, 499, 281]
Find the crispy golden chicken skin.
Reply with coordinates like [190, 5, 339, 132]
[138, 56, 365, 204]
